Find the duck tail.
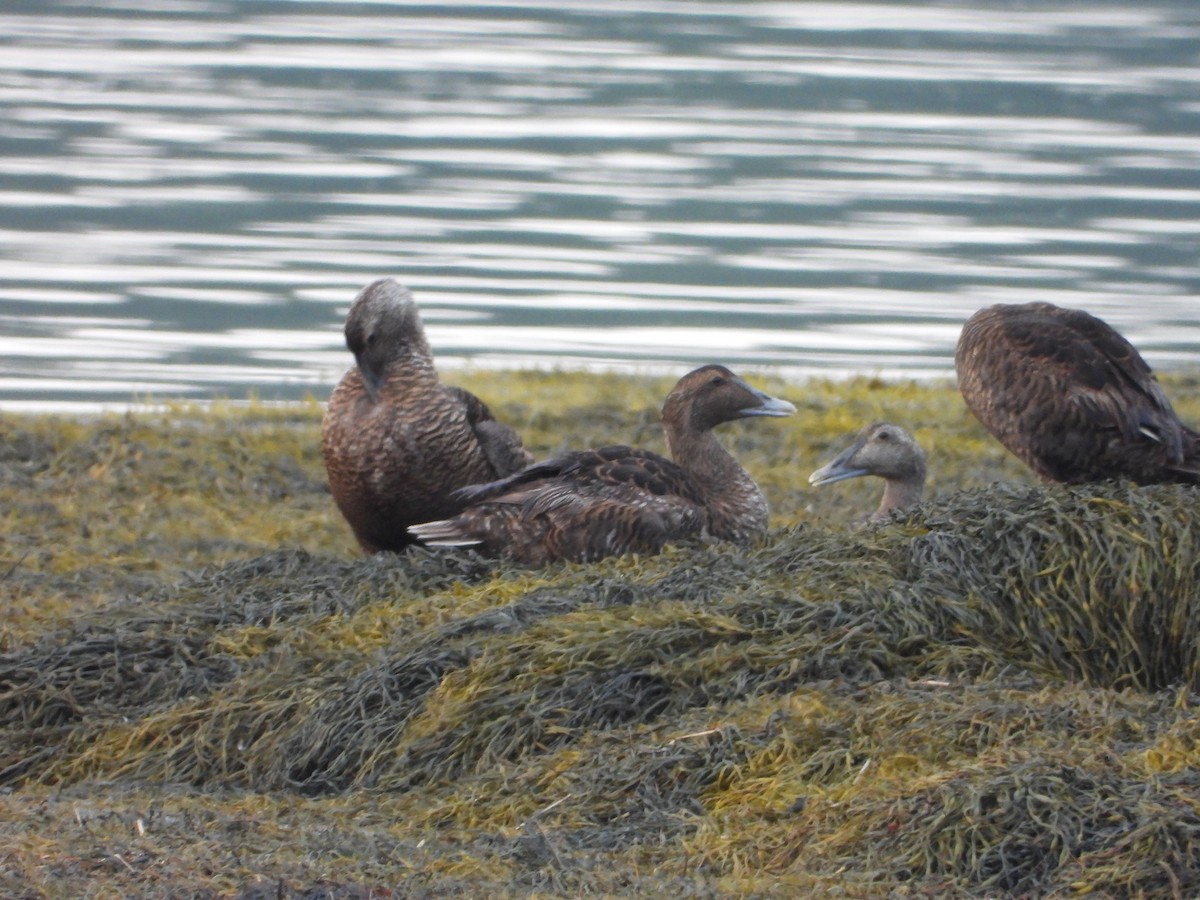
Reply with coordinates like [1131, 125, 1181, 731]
[407, 519, 482, 547]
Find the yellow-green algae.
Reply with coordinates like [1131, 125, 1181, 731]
[2, 369, 1200, 897]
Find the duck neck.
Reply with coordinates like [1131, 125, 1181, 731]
[872, 474, 925, 521]
[397, 348, 438, 382]
[355, 314, 439, 397]
[360, 347, 439, 400]
[667, 424, 767, 541]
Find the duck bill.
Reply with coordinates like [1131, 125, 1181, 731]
[809, 441, 869, 486]
[356, 358, 385, 400]
[736, 380, 797, 418]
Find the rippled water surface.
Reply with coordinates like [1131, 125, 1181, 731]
[2, 0, 1199, 410]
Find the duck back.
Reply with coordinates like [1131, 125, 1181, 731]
[955, 301, 1199, 484]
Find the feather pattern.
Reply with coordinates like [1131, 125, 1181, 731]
[321, 278, 533, 554]
[409, 365, 795, 564]
[955, 301, 1200, 484]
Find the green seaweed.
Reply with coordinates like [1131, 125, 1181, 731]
[2, 369, 1200, 897]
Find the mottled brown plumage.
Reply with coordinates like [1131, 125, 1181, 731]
[408, 365, 796, 564]
[809, 421, 926, 521]
[321, 278, 533, 554]
[955, 301, 1200, 485]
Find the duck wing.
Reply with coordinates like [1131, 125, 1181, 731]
[1051, 307, 1183, 459]
[454, 446, 694, 504]
[958, 303, 1187, 482]
[446, 386, 535, 477]
[420, 446, 708, 562]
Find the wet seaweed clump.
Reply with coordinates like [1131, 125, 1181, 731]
[5, 375, 1200, 896]
[904, 480, 1200, 691]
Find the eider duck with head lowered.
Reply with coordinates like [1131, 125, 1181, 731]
[409, 365, 796, 565]
[955, 301, 1200, 485]
[321, 278, 534, 554]
[809, 422, 927, 521]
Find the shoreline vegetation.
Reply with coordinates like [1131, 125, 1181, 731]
[4, 369, 1200, 897]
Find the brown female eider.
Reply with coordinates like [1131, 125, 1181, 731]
[408, 365, 796, 564]
[321, 278, 534, 554]
[955, 301, 1200, 485]
[809, 422, 926, 521]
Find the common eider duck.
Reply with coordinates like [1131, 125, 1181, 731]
[809, 422, 926, 521]
[408, 364, 796, 564]
[955, 301, 1200, 485]
[321, 278, 534, 554]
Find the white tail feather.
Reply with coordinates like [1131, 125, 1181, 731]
[408, 519, 482, 547]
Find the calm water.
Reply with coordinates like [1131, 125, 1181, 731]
[2, 0, 1199, 411]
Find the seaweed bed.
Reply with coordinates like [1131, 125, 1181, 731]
[3, 369, 1200, 898]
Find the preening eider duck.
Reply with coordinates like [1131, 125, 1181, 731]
[321, 278, 534, 554]
[809, 422, 926, 521]
[408, 364, 796, 564]
[955, 301, 1200, 485]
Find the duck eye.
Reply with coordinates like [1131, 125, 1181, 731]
[877, 430, 891, 440]
[710, 375, 725, 386]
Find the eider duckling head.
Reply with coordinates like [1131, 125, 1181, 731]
[809, 421, 926, 519]
[342, 278, 431, 398]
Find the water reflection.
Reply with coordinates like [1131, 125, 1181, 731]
[0, 0, 1197, 408]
